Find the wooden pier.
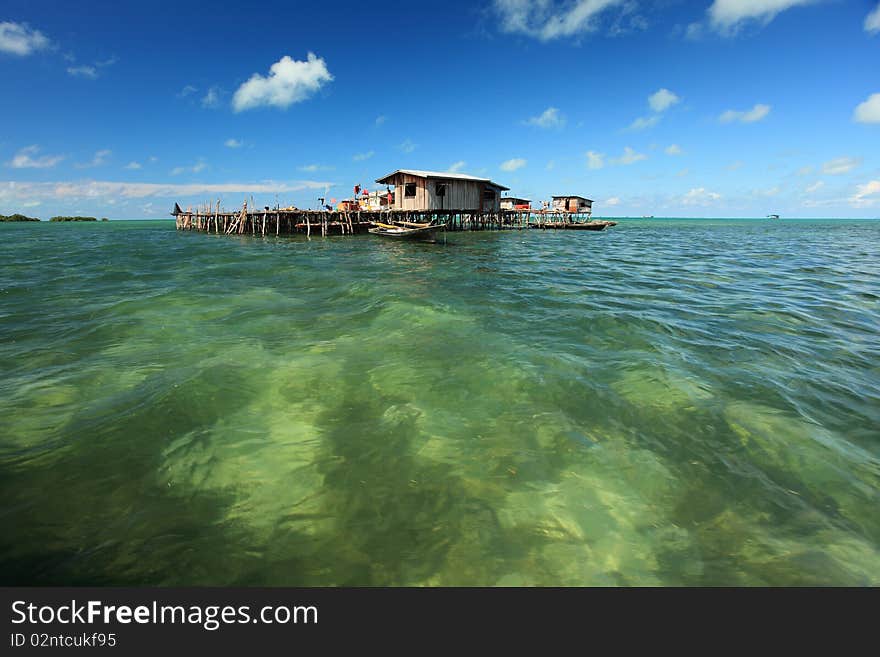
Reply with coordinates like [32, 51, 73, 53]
[173, 202, 615, 236]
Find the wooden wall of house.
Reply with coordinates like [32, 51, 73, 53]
[388, 174, 501, 211]
[552, 197, 592, 212]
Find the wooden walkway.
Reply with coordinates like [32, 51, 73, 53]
[173, 202, 614, 236]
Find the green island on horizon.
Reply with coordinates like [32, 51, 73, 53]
[0, 214, 109, 222]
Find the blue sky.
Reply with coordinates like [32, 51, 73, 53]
[1, 0, 879, 218]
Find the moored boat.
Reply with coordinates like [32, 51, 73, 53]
[368, 222, 447, 241]
[563, 222, 608, 231]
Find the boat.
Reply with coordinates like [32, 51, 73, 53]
[532, 219, 615, 230]
[563, 221, 609, 231]
[767, 214, 780, 219]
[368, 221, 446, 241]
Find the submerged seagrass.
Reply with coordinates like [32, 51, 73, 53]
[1, 218, 878, 585]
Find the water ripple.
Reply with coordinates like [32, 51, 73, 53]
[1, 219, 878, 585]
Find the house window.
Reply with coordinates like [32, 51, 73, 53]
[404, 183, 417, 198]
[482, 189, 496, 201]
[435, 183, 447, 197]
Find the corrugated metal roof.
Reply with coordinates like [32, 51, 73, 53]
[375, 169, 509, 190]
[552, 195, 593, 202]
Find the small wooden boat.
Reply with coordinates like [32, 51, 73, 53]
[368, 221, 446, 241]
[562, 221, 611, 231]
[533, 219, 615, 230]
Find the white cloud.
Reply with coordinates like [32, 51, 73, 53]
[795, 165, 812, 175]
[867, 4, 880, 33]
[375, 115, 387, 126]
[447, 161, 466, 173]
[755, 186, 780, 197]
[500, 158, 527, 172]
[524, 107, 565, 129]
[665, 144, 682, 155]
[178, 85, 198, 98]
[805, 180, 824, 193]
[125, 161, 142, 170]
[65, 55, 116, 80]
[546, 160, 556, 170]
[685, 22, 704, 39]
[628, 115, 660, 130]
[0, 179, 336, 202]
[719, 103, 771, 123]
[76, 149, 112, 168]
[67, 65, 98, 79]
[586, 150, 605, 169]
[0, 21, 50, 56]
[708, 0, 815, 34]
[853, 93, 880, 124]
[202, 87, 221, 109]
[297, 164, 334, 172]
[171, 160, 207, 176]
[353, 151, 374, 161]
[801, 196, 843, 209]
[649, 88, 680, 112]
[605, 196, 621, 206]
[494, 0, 626, 41]
[8, 145, 64, 169]
[66, 55, 115, 79]
[821, 156, 861, 175]
[232, 53, 333, 112]
[681, 187, 721, 206]
[850, 180, 880, 207]
[611, 146, 647, 165]
[225, 138, 243, 148]
[628, 88, 679, 131]
[399, 139, 417, 153]
[676, 168, 689, 177]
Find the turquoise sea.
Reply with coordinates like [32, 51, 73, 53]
[1, 218, 878, 585]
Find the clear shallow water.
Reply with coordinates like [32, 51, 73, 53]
[1, 218, 878, 586]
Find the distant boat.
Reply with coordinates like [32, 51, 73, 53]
[368, 221, 446, 241]
[767, 214, 780, 219]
